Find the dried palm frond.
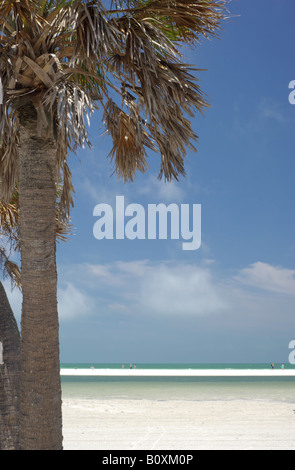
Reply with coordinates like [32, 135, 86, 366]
[0, 199, 18, 233]
[70, 0, 119, 66]
[110, 0, 228, 43]
[103, 97, 156, 181]
[0, 194, 20, 287]
[3, 258, 21, 289]
[107, 16, 209, 180]
[0, 0, 229, 210]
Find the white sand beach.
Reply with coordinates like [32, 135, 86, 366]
[62, 397, 295, 450]
[61, 367, 295, 451]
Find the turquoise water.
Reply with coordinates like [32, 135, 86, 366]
[61, 363, 295, 404]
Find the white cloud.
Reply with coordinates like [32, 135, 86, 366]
[2, 278, 92, 324]
[137, 174, 186, 202]
[83, 172, 188, 207]
[80, 176, 118, 205]
[139, 263, 228, 316]
[87, 263, 114, 281]
[87, 260, 228, 317]
[65, 259, 295, 326]
[235, 262, 295, 295]
[86, 260, 149, 289]
[113, 260, 149, 277]
[58, 282, 91, 320]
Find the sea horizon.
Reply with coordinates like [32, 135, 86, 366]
[60, 362, 295, 370]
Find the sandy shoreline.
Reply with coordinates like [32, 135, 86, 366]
[62, 368, 295, 450]
[62, 397, 295, 450]
[60, 368, 295, 377]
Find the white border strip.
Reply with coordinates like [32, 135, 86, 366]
[60, 368, 295, 377]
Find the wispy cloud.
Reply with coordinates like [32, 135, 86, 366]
[136, 174, 187, 203]
[231, 96, 287, 140]
[256, 97, 286, 123]
[79, 260, 228, 317]
[58, 282, 91, 320]
[235, 262, 295, 296]
[139, 262, 228, 316]
[57, 259, 295, 326]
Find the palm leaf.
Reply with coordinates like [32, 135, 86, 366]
[109, 0, 228, 42]
[0, 0, 229, 204]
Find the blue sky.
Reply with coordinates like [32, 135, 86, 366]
[5, 0, 295, 364]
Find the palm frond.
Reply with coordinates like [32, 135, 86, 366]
[103, 97, 155, 181]
[0, 0, 44, 34]
[3, 258, 21, 288]
[0, 106, 19, 203]
[0, 0, 229, 205]
[0, 194, 20, 287]
[110, 0, 228, 43]
[106, 15, 209, 180]
[0, 199, 18, 231]
[70, 1, 119, 66]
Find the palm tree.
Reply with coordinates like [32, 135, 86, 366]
[0, 0, 228, 450]
[0, 191, 70, 450]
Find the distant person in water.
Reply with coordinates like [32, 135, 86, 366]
[271, 363, 274, 369]
[130, 364, 132, 369]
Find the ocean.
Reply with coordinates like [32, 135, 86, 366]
[60, 363, 295, 404]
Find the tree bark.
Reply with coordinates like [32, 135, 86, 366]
[18, 104, 63, 450]
[0, 281, 21, 450]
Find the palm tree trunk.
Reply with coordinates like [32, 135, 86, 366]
[18, 104, 63, 450]
[0, 281, 21, 450]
